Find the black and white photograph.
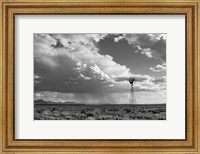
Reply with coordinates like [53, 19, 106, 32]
[34, 33, 166, 120]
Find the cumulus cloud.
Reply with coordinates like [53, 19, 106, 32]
[114, 35, 124, 42]
[152, 76, 166, 84]
[114, 34, 166, 62]
[150, 63, 166, 72]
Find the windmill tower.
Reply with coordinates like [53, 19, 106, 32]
[129, 77, 136, 105]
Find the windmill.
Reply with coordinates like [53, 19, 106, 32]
[129, 77, 136, 105]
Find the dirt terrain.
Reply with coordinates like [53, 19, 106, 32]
[34, 103, 166, 120]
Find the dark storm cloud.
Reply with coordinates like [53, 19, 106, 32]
[114, 34, 166, 62]
[34, 54, 80, 92]
[34, 34, 166, 98]
[51, 39, 64, 48]
[34, 53, 114, 93]
[34, 34, 129, 93]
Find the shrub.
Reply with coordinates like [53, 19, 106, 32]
[87, 117, 94, 120]
[42, 110, 51, 116]
[86, 112, 95, 117]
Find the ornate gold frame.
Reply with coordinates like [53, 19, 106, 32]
[0, 0, 199, 153]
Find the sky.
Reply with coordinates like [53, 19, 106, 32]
[34, 34, 166, 104]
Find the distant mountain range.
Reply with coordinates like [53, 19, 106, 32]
[34, 99, 76, 105]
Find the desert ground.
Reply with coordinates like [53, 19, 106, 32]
[34, 103, 166, 120]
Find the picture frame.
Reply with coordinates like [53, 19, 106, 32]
[0, 0, 199, 153]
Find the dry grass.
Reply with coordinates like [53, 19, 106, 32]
[34, 104, 166, 120]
